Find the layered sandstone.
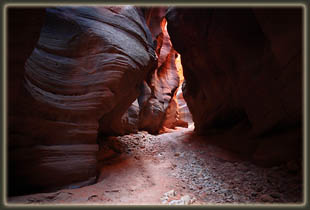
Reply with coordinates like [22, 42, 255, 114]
[9, 6, 156, 195]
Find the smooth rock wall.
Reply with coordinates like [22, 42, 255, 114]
[9, 6, 156, 195]
[166, 7, 302, 166]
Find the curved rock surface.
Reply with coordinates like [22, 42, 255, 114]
[9, 6, 156, 195]
[166, 8, 302, 166]
[138, 15, 183, 134]
[119, 8, 191, 135]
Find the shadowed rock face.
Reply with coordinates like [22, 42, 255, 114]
[8, 8, 47, 196]
[166, 8, 302, 166]
[9, 6, 156, 195]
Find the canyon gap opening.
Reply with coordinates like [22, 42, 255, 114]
[6, 6, 303, 204]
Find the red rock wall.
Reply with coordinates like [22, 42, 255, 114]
[138, 8, 186, 134]
[166, 8, 302, 166]
[119, 7, 192, 135]
[8, 6, 156, 195]
[140, 19, 180, 132]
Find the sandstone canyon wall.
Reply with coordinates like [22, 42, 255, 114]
[8, 6, 301, 196]
[105, 7, 189, 135]
[138, 17, 180, 134]
[137, 8, 189, 134]
[8, 6, 156, 195]
[166, 7, 302, 166]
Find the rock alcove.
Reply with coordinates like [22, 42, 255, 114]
[7, 6, 303, 204]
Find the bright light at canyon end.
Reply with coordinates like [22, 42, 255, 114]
[6, 6, 303, 205]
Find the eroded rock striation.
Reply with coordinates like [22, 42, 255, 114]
[9, 6, 156, 195]
[166, 8, 302, 166]
[114, 8, 191, 135]
[138, 10, 188, 134]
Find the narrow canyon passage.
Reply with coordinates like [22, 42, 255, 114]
[9, 128, 302, 204]
[6, 6, 304, 206]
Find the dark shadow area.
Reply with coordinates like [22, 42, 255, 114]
[6, 6, 303, 204]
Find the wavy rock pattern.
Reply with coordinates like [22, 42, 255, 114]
[25, 6, 156, 137]
[9, 6, 156, 195]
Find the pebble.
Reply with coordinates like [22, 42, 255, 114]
[181, 195, 191, 204]
[167, 195, 194, 205]
[169, 199, 184, 205]
[164, 190, 176, 198]
[113, 131, 302, 204]
[259, 194, 274, 202]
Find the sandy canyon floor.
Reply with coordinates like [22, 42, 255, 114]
[8, 127, 303, 205]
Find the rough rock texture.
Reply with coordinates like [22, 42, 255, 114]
[143, 7, 167, 40]
[9, 6, 156, 195]
[166, 8, 302, 166]
[138, 15, 183, 134]
[121, 99, 140, 134]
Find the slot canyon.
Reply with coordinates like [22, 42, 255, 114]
[7, 6, 303, 205]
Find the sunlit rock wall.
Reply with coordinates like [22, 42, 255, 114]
[175, 54, 193, 126]
[139, 18, 180, 133]
[121, 7, 192, 134]
[138, 8, 188, 134]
